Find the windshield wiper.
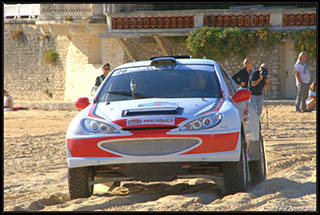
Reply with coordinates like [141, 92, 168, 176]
[131, 92, 155, 99]
[107, 90, 155, 99]
[107, 90, 132, 96]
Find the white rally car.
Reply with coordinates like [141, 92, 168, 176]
[66, 56, 266, 199]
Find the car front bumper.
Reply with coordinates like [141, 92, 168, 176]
[66, 130, 241, 168]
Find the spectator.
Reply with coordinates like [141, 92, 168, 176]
[232, 58, 253, 88]
[91, 63, 111, 95]
[4, 89, 14, 111]
[248, 63, 270, 118]
[306, 82, 316, 111]
[294, 52, 311, 113]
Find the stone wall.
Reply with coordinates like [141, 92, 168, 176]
[4, 20, 68, 101]
[64, 34, 99, 101]
[221, 44, 282, 99]
[120, 37, 190, 62]
[101, 38, 125, 67]
[65, 37, 127, 101]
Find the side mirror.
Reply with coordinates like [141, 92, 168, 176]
[75, 97, 90, 110]
[232, 89, 251, 103]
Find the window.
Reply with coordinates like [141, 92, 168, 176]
[219, 64, 238, 96]
[97, 65, 222, 102]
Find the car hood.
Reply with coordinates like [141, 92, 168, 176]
[90, 98, 222, 122]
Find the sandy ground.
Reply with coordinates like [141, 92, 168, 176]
[3, 104, 316, 211]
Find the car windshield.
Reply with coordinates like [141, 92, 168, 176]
[96, 64, 222, 102]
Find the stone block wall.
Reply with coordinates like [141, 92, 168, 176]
[64, 37, 126, 101]
[221, 44, 282, 99]
[101, 38, 126, 67]
[120, 36, 190, 62]
[4, 20, 68, 101]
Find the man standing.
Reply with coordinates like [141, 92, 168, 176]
[248, 63, 270, 118]
[232, 58, 253, 88]
[294, 52, 311, 112]
[91, 63, 111, 95]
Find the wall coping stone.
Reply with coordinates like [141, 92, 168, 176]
[4, 19, 36, 24]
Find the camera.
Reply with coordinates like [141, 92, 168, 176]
[261, 67, 268, 76]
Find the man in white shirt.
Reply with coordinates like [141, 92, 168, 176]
[294, 52, 311, 113]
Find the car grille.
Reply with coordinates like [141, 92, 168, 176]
[99, 138, 200, 156]
[122, 126, 177, 131]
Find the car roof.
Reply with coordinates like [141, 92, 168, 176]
[113, 58, 218, 70]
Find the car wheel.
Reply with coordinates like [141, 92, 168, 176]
[68, 167, 94, 199]
[249, 131, 267, 185]
[223, 136, 248, 195]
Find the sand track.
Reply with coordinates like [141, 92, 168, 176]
[3, 105, 316, 211]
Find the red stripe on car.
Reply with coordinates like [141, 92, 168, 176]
[67, 131, 239, 157]
[180, 132, 239, 154]
[198, 98, 225, 116]
[67, 138, 121, 157]
[88, 103, 104, 120]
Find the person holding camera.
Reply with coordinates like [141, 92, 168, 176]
[248, 63, 270, 118]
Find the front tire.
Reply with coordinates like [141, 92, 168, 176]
[68, 167, 94, 199]
[223, 137, 248, 195]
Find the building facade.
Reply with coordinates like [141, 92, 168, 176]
[4, 4, 317, 101]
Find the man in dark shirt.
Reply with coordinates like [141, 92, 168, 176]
[232, 58, 253, 88]
[248, 63, 270, 118]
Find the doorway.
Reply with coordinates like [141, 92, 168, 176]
[282, 41, 296, 99]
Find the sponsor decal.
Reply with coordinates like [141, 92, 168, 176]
[138, 101, 178, 107]
[126, 117, 175, 126]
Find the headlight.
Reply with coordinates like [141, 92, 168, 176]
[180, 112, 222, 131]
[82, 118, 120, 134]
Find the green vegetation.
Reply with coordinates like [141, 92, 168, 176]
[43, 49, 59, 64]
[256, 25, 285, 50]
[64, 16, 73, 21]
[44, 88, 53, 98]
[10, 27, 23, 40]
[186, 26, 258, 61]
[290, 29, 316, 60]
[186, 26, 316, 61]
